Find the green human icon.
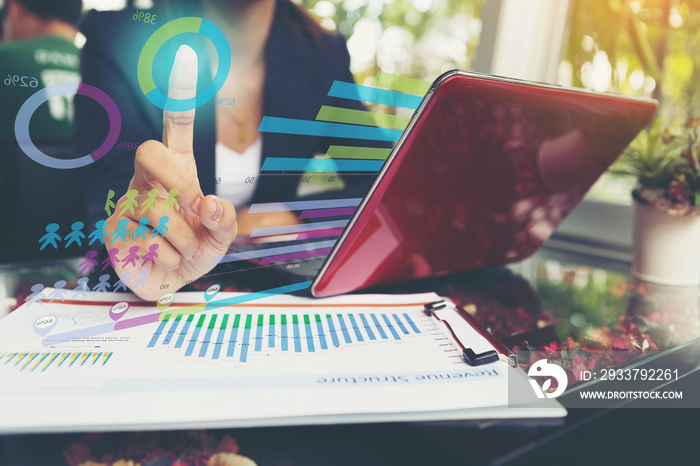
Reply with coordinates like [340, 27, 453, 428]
[162, 188, 179, 213]
[104, 189, 116, 216]
[140, 188, 160, 215]
[119, 189, 139, 216]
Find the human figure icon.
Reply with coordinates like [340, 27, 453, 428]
[141, 243, 159, 266]
[122, 245, 140, 268]
[88, 220, 108, 246]
[113, 271, 131, 292]
[78, 250, 99, 274]
[24, 283, 46, 307]
[131, 269, 150, 288]
[152, 216, 169, 239]
[110, 218, 131, 243]
[72, 277, 89, 299]
[161, 188, 179, 213]
[119, 189, 140, 216]
[104, 189, 116, 216]
[48, 280, 68, 303]
[140, 189, 160, 215]
[132, 217, 151, 241]
[39, 223, 61, 250]
[64, 221, 85, 248]
[102, 248, 121, 271]
[92, 274, 111, 293]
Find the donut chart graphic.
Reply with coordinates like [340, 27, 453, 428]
[137, 17, 231, 111]
[14, 82, 121, 169]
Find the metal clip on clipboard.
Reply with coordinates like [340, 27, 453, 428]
[424, 300, 518, 368]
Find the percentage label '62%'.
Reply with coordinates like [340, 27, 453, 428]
[4, 74, 38, 88]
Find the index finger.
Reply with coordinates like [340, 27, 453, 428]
[163, 45, 197, 155]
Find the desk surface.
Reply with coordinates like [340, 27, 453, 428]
[1, 246, 699, 465]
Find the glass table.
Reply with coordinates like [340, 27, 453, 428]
[1, 244, 699, 465]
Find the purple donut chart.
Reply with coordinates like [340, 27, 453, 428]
[14, 82, 121, 169]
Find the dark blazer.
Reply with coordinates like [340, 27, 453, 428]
[76, 0, 377, 230]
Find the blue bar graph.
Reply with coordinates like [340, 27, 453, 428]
[327, 81, 423, 109]
[326, 314, 340, 346]
[79, 353, 91, 366]
[304, 315, 315, 352]
[337, 315, 352, 343]
[212, 315, 228, 359]
[371, 314, 388, 339]
[215, 242, 336, 264]
[42, 353, 60, 372]
[269, 315, 275, 348]
[198, 315, 217, 357]
[360, 314, 376, 340]
[281, 315, 289, 351]
[316, 316, 328, 350]
[293, 315, 301, 353]
[148, 316, 169, 348]
[102, 352, 113, 365]
[261, 157, 384, 172]
[31, 353, 49, 372]
[163, 315, 182, 345]
[255, 315, 264, 352]
[393, 314, 409, 335]
[185, 315, 206, 357]
[175, 314, 194, 349]
[348, 315, 364, 342]
[403, 313, 421, 333]
[382, 314, 400, 340]
[258, 116, 402, 141]
[226, 314, 241, 357]
[250, 220, 348, 238]
[240, 315, 252, 362]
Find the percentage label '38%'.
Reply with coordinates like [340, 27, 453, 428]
[4, 74, 39, 88]
[133, 10, 157, 25]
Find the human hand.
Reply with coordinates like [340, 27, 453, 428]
[105, 45, 237, 301]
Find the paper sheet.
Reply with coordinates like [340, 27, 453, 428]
[0, 290, 564, 433]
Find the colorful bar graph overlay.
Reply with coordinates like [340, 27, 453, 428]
[249, 198, 362, 213]
[296, 228, 344, 240]
[258, 116, 402, 142]
[327, 81, 423, 109]
[250, 220, 348, 238]
[315, 105, 410, 130]
[214, 240, 337, 264]
[371, 71, 431, 96]
[261, 157, 384, 172]
[325, 145, 392, 160]
[0, 351, 113, 372]
[259, 247, 333, 266]
[144, 312, 422, 361]
[299, 207, 356, 219]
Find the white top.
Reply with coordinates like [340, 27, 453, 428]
[215, 137, 262, 209]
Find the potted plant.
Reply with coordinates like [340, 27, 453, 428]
[611, 118, 700, 285]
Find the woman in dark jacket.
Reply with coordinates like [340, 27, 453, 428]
[75, 0, 375, 299]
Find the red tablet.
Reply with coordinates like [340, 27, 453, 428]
[311, 71, 657, 297]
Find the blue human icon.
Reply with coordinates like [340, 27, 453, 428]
[122, 245, 140, 268]
[48, 280, 67, 303]
[24, 283, 46, 307]
[113, 271, 131, 292]
[78, 250, 99, 274]
[132, 217, 151, 240]
[110, 218, 131, 243]
[92, 274, 111, 293]
[88, 220, 108, 246]
[152, 216, 169, 239]
[141, 243, 159, 266]
[64, 221, 85, 248]
[131, 269, 149, 288]
[72, 277, 89, 299]
[119, 189, 139, 216]
[102, 248, 121, 271]
[104, 189, 116, 216]
[39, 223, 61, 250]
[140, 189, 160, 215]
